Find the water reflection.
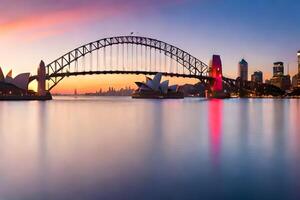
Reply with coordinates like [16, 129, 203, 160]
[37, 102, 49, 199]
[0, 97, 300, 200]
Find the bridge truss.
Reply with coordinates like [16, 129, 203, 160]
[42, 36, 210, 91]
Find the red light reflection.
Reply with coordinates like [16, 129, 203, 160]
[209, 99, 223, 166]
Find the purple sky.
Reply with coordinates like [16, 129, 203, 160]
[0, 0, 299, 91]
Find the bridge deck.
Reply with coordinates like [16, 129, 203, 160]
[30, 70, 213, 82]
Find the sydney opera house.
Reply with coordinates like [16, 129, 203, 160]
[0, 67, 34, 97]
[132, 73, 184, 99]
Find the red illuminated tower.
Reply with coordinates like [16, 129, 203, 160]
[210, 55, 223, 92]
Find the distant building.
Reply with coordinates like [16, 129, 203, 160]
[270, 75, 291, 91]
[251, 71, 263, 83]
[269, 62, 291, 90]
[238, 59, 248, 81]
[291, 51, 300, 88]
[85, 86, 134, 96]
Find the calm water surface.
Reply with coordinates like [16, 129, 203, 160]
[0, 97, 300, 200]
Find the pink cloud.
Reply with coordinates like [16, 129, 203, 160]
[0, 5, 125, 39]
[0, 0, 186, 41]
[23, 28, 69, 42]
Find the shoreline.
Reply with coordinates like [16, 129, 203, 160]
[0, 94, 52, 101]
[0, 94, 299, 101]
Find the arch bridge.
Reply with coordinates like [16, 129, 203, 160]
[30, 36, 226, 93]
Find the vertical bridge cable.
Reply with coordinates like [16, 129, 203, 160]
[75, 59, 78, 73]
[182, 54, 185, 74]
[117, 45, 119, 71]
[159, 52, 161, 73]
[159, 51, 161, 72]
[136, 44, 138, 71]
[176, 56, 179, 75]
[99, 48, 102, 71]
[162, 50, 165, 73]
[104, 46, 106, 71]
[141, 45, 143, 71]
[110, 45, 113, 71]
[159, 49, 162, 73]
[74, 50, 78, 73]
[145, 46, 148, 71]
[83, 55, 85, 72]
[149, 47, 152, 72]
[165, 52, 167, 73]
[68, 54, 71, 73]
[122, 43, 125, 71]
[170, 54, 173, 74]
[97, 49, 99, 71]
[131, 43, 134, 71]
[126, 44, 129, 71]
[54, 63, 57, 86]
[154, 49, 157, 72]
[90, 53, 92, 72]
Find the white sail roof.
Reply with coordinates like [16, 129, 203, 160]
[160, 80, 169, 94]
[152, 73, 162, 91]
[136, 73, 177, 94]
[0, 67, 30, 90]
[13, 73, 30, 90]
[135, 82, 152, 91]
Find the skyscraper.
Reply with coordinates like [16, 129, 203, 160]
[292, 51, 300, 88]
[273, 62, 284, 76]
[238, 59, 248, 81]
[270, 61, 291, 90]
[298, 50, 300, 74]
[251, 71, 263, 83]
[297, 50, 300, 84]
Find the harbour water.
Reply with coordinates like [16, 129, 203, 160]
[0, 97, 299, 200]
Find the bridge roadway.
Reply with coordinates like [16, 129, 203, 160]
[29, 70, 214, 84]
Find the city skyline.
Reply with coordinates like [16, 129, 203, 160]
[1, 0, 300, 93]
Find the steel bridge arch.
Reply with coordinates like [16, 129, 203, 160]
[44, 36, 210, 90]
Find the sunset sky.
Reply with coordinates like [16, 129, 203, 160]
[0, 0, 299, 93]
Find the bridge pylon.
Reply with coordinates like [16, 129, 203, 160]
[208, 55, 229, 98]
[210, 55, 223, 92]
[37, 60, 46, 96]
